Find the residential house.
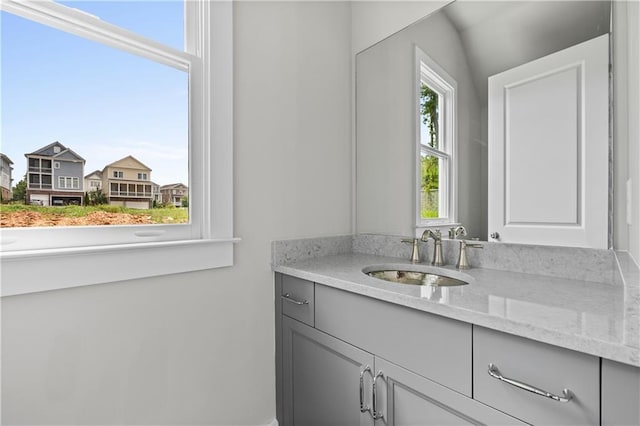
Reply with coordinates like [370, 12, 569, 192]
[0, 153, 14, 202]
[102, 155, 153, 209]
[151, 181, 162, 205]
[84, 170, 103, 193]
[160, 183, 188, 207]
[25, 141, 85, 206]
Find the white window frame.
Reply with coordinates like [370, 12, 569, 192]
[0, 0, 235, 296]
[137, 172, 147, 180]
[415, 47, 458, 234]
[113, 170, 124, 179]
[58, 176, 79, 189]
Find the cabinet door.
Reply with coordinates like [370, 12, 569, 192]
[282, 316, 375, 426]
[602, 359, 640, 426]
[374, 358, 525, 426]
[488, 34, 608, 248]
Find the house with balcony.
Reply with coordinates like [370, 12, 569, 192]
[25, 141, 85, 206]
[102, 155, 153, 209]
[0, 153, 14, 202]
[160, 183, 188, 207]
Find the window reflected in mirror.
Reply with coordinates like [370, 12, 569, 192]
[417, 52, 455, 225]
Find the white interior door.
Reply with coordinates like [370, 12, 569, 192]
[488, 34, 609, 248]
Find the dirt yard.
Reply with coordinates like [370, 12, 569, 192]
[0, 210, 155, 227]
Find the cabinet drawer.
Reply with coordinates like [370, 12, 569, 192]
[473, 326, 599, 425]
[281, 275, 314, 326]
[315, 285, 471, 396]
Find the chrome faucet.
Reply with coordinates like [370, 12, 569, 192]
[421, 229, 444, 266]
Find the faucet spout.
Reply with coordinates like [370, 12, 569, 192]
[421, 228, 444, 266]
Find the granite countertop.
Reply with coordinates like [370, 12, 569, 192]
[273, 251, 640, 367]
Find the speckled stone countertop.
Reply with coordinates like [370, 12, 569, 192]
[272, 235, 640, 367]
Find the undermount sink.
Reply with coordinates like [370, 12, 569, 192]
[364, 267, 469, 287]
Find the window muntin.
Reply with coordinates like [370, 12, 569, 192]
[416, 48, 457, 228]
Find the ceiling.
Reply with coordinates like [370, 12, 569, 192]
[442, 1, 611, 103]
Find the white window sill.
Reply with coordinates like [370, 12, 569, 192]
[0, 238, 239, 297]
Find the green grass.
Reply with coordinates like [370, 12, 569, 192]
[0, 203, 188, 224]
[421, 209, 438, 219]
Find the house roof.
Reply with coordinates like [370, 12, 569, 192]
[102, 155, 152, 172]
[25, 141, 85, 163]
[0, 153, 13, 165]
[160, 183, 188, 190]
[84, 170, 103, 179]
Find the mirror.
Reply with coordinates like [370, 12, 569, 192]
[356, 1, 611, 241]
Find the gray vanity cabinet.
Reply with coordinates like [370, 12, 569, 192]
[281, 316, 374, 426]
[281, 313, 523, 426]
[276, 273, 523, 426]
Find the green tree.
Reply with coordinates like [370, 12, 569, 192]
[85, 188, 108, 205]
[421, 155, 439, 192]
[420, 83, 439, 148]
[12, 175, 27, 202]
[181, 195, 189, 208]
[420, 84, 440, 202]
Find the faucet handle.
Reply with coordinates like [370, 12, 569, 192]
[401, 238, 420, 263]
[456, 240, 483, 270]
[451, 225, 467, 239]
[421, 228, 441, 242]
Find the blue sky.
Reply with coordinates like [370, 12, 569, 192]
[1, 1, 189, 187]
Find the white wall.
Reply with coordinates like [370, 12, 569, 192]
[0, 2, 352, 424]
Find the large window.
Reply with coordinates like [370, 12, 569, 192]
[0, 0, 234, 296]
[58, 176, 79, 189]
[416, 48, 457, 228]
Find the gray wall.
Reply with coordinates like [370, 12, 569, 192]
[356, 10, 485, 238]
[1, 2, 352, 424]
[53, 161, 84, 191]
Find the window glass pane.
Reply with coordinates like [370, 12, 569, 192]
[56, 0, 184, 51]
[420, 83, 440, 150]
[1, 11, 188, 227]
[421, 152, 440, 219]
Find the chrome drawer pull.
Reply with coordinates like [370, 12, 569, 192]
[359, 366, 372, 415]
[281, 293, 309, 306]
[488, 363, 573, 403]
[372, 371, 384, 420]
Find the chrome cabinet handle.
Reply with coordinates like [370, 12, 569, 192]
[281, 293, 309, 305]
[372, 370, 384, 420]
[488, 363, 573, 403]
[359, 366, 372, 415]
